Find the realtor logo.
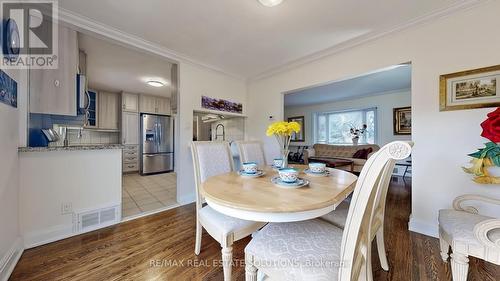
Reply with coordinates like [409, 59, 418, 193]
[1, 0, 58, 69]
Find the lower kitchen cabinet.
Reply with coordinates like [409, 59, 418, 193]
[123, 145, 139, 173]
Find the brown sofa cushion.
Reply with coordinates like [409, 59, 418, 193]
[313, 144, 380, 158]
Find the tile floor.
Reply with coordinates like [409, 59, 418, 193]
[122, 172, 177, 218]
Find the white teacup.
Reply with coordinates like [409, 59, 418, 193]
[273, 158, 283, 168]
[278, 168, 299, 183]
[242, 162, 258, 174]
[309, 162, 327, 174]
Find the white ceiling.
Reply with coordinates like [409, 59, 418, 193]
[284, 64, 411, 107]
[79, 33, 173, 97]
[60, 0, 471, 79]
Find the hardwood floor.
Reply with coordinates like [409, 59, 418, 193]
[10, 177, 499, 281]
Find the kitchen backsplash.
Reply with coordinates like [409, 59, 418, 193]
[50, 126, 119, 147]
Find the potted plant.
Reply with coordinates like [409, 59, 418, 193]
[266, 121, 301, 168]
[463, 107, 500, 184]
[350, 124, 367, 145]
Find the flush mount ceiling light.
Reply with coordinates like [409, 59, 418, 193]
[258, 0, 283, 7]
[146, 80, 165, 87]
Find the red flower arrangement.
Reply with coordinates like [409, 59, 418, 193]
[463, 107, 500, 184]
[480, 107, 500, 142]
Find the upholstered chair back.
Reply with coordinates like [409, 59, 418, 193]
[313, 143, 380, 158]
[235, 141, 267, 167]
[190, 141, 235, 210]
[339, 141, 412, 281]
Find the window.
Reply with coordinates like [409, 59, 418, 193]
[315, 108, 377, 144]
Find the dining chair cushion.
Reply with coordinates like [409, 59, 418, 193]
[438, 209, 494, 246]
[319, 200, 350, 229]
[245, 219, 343, 281]
[199, 206, 264, 241]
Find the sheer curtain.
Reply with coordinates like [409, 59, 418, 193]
[315, 108, 377, 144]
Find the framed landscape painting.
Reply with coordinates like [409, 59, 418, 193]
[440, 65, 500, 111]
[393, 107, 411, 135]
[288, 116, 305, 142]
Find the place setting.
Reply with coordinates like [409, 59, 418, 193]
[303, 162, 331, 177]
[238, 162, 266, 178]
[271, 167, 310, 189]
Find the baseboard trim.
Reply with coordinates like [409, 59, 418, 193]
[0, 237, 24, 281]
[23, 224, 74, 249]
[409, 215, 439, 238]
[177, 193, 196, 205]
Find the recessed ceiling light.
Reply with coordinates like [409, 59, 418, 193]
[146, 80, 165, 87]
[258, 0, 283, 7]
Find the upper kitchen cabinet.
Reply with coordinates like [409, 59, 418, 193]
[98, 91, 120, 130]
[139, 95, 157, 114]
[122, 92, 139, 113]
[156, 97, 171, 115]
[139, 95, 171, 115]
[29, 24, 78, 116]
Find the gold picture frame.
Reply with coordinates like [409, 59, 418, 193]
[393, 107, 411, 135]
[288, 116, 305, 142]
[440, 65, 500, 111]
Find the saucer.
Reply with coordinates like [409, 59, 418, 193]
[271, 176, 309, 189]
[303, 169, 330, 177]
[238, 170, 265, 178]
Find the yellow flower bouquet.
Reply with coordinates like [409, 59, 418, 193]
[266, 121, 301, 168]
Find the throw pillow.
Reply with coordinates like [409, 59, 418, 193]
[352, 147, 373, 159]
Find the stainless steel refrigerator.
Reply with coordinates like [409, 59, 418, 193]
[141, 114, 174, 175]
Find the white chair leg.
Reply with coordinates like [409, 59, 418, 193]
[376, 228, 389, 271]
[245, 254, 258, 281]
[450, 253, 469, 281]
[439, 236, 450, 262]
[194, 220, 202, 255]
[222, 246, 233, 281]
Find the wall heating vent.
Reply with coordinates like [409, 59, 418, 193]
[75, 205, 120, 233]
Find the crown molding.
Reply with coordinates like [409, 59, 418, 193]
[57, 8, 246, 81]
[249, 0, 488, 82]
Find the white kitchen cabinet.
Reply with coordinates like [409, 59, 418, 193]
[139, 95, 171, 115]
[156, 97, 171, 115]
[121, 92, 139, 113]
[122, 145, 139, 173]
[29, 24, 78, 116]
[139, 95, 157, 114]
[122, 112, 139, 145]
[98, 92, 120, 130]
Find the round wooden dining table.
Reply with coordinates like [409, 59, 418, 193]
[200, 165, 358, 222]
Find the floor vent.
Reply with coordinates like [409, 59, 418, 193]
[75, 205, 120, 233]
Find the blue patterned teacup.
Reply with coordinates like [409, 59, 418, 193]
[273, 158, 283, 168]
[309, 162, 327, 174]
[278, 168, 299, 183]
[242, 162, 258, 174]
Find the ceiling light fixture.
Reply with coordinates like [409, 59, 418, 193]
[146, 80, 165, 87]
[258, 0, 283, 7]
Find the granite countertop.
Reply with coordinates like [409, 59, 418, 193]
[18, 144, 125, 152]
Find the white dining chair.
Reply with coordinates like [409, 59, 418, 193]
[190, 141, 267, 281]
[438, 194, 500, 281]
[235, 140, 267, 167]
[319, 150, 399, 272]
[244, 141, 413, 281]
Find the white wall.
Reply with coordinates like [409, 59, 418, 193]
[285, 89, 411, 146]
[19, 149, 122, 248]
[247, 1, 500, 237]
[176, 62, 246, 203]
[0, 68, 27, 281]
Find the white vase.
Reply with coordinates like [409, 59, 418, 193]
[352, 137, 359, 145]
[486, 165, 500, 177]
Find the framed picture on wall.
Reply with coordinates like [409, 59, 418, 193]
[439, 65, 500, 111]
[288, 116, 305, 142]
[393, 107, 411, 135]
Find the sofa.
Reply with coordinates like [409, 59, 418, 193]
[304, 144, 380, 172]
